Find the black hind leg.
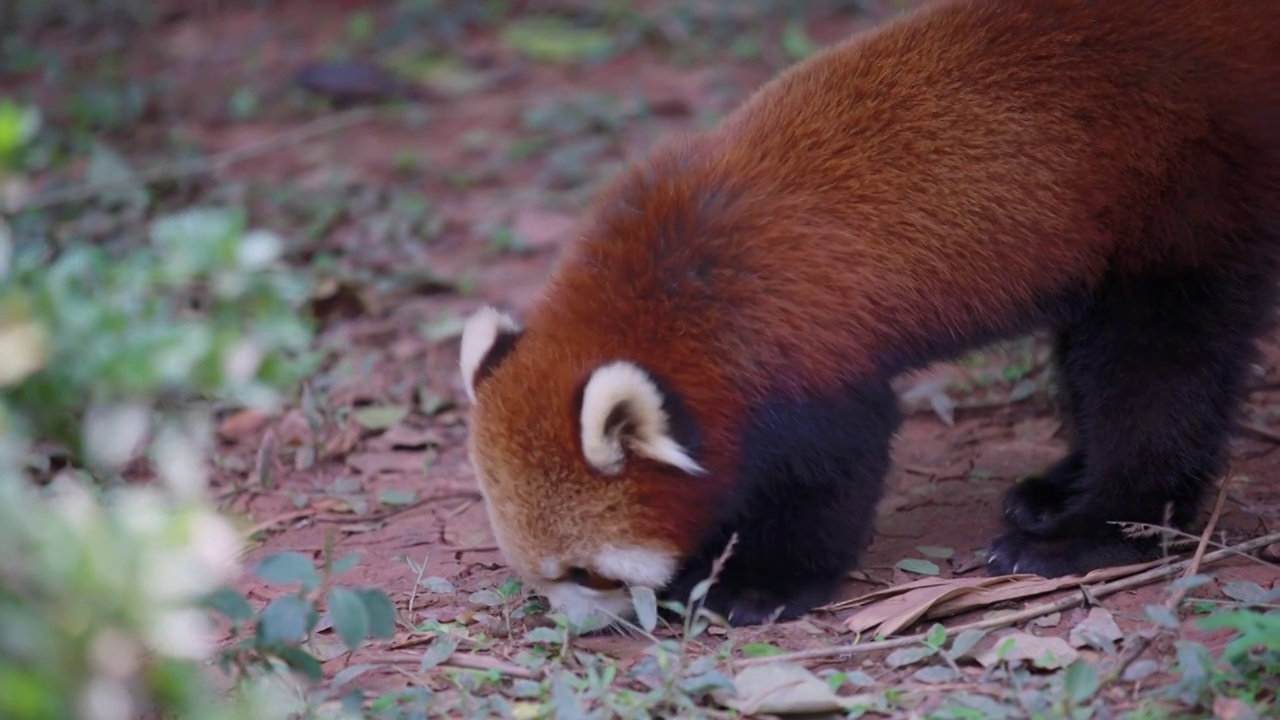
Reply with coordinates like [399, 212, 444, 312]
[988, 263, 1277, 577]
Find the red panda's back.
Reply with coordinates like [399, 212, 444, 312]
[532, 0, 1280, 400]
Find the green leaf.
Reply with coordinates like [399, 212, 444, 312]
[924, 623, 948, 649]
[1063, 659, 1100, 704]
[780, 21, 819, 60]
[258, 595, 316, 645]
[741, 642, 787, 659]
[273, 645, 324, 681]
[356, 588, 397, 639]
[332, 663, 378, 688]
[501, 17, 614, 64]
[523, 627, 564, 646]
[895, 558, 941, 576]
[420, 635, 461, 670]
[689, 578, 713, 603]
[917, 545, 955, 560]
[884, 645, 938, 668]
[1143, 604, 1180, 629]
[469, 589, 505, 607]
[254, 551, 321, 589]
[913, 666, 958, 684]
[331, 553, 361, 575]
[419, 576, 456, 594]
[202, 586, 254, 621]
[946, 628, 988, 661]
[328, 587, 370, 651]
[353, 405, 409, 430]
[630, 586, 658, 633]
[378, 488, 418, 506]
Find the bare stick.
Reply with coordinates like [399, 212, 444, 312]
[1096, 476, 1232, 690]
[314, 489, 481, 523]
[738, 530, 1280, 667]
[10, 108, 376, 213]
[362, 651, 540, 680]
[1236, 421, 1280, 445]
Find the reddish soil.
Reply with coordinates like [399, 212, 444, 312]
[12, 0, 1279, 708]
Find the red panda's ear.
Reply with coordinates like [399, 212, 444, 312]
[579, 361, 706, 477]
[459, 306, 523, 403]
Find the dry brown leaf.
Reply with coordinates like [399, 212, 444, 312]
[834, 557, 1170, 637]
[843, 576, 1031, 636]
[367, 423, 444, 452]
[218, 408, 274, 440]
[323, 416, 363, 458]
[346, 451, 425, 476]
[925, 557, 1168, 619]
[975, 632, 1079, 670]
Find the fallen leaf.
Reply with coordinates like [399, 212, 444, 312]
[840, 575, 1031, 636]
[323, 416, 362, 458]
[501, 17, 615, 63]
[218, 408, 274, 440]
[900, 379, 956, 426]
[1212, 697, 1261, 720]
[917, 545, 956, 560]
[346, 451, 426, 476]
[895, 558, 941, 576]
[975, 632, 1079, 670]
[1068, 607, 1123, 650]
[1221, 580, 1268, 605]
[727, 662, 853, 715]
[834, 556, 1171, 637]
[353, 405, 410, 430]
[367, 423, 443, 452]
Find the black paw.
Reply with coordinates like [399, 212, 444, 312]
[1002, 475, 1074, 536]
[1002, 454, 1085, 536]
[985, 526, 1162, 578]
[662, 579, 838, 627]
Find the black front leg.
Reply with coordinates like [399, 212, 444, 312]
[661, 379, 899, 626]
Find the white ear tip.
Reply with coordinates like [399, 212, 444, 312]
[579, 360, 703, 476]
[459, 306, 521, 403]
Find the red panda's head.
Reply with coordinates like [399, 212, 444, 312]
[457, 306, 723, 627]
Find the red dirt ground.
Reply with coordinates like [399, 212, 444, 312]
[11, 0, 1279, 709]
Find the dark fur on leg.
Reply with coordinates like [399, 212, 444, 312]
[991, 257, 1280, 577]
[660, 379, 899, 626]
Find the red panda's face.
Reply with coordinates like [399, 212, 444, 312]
[458, 307, 712, 627]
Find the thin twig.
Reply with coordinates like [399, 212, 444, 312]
[1096, 476, 1232, 690]
[1236, 421, 1280, 445]
[9, 108, 376, 213]
[240, 508, 317, 541]
[314, 489, 481, 523]
[362, 651, 540, 679]
[738, 530, 1280, 667]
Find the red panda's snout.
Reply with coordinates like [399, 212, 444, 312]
[458, 307, 712, 627]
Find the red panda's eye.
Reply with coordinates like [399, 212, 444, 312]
[564, 566, 625, 591]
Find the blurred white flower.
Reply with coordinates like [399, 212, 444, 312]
[223, 338, 264, 385]
[47, 476, 101, 530]
[146, 607, 217, 660]
[188, 509, 242, 584]
[79, 677, 133, 720]
[236, 229, 284, 270]
[0, 319, 49, 388]
[115, 487, 168, 540]
[83, 402, 151, 469]
[151, 421, 209, 501]
[88, 628, 142, 680]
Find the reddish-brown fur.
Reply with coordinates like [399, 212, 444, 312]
[465, 0, 1280, 624]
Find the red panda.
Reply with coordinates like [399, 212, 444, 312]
[458, 0, 1280, 627]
